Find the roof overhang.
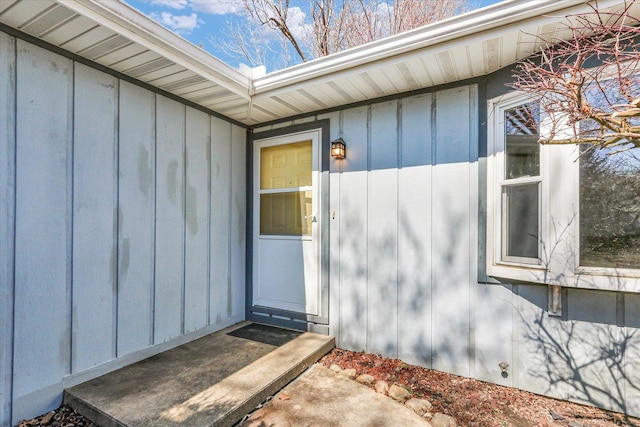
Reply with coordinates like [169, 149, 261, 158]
[1, 0, 637, 126]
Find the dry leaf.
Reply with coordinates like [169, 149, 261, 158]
[278, 392, 291, 401]
[40, 411, 54, 424]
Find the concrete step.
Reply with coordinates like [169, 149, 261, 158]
[64, 322, 335, 427]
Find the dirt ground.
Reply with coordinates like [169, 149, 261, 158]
[18, 348, 640, 427]
[319, 348, 640, 427]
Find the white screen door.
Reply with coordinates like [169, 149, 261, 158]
[252, 129, 321, 316]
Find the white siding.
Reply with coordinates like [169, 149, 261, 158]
[564, 291, 623, 411]
[0, 31, 16, 427]
[13, 40, 73, 418]
[330, 84, 640, 420]
[368, 101, 398, 356]
[1, 34, 246, 424]
[626, 294, 640, 416]
[117, 81, 156, 356]
[210, 117, 232, 323]
[397, 94, 433, 366]
[338, 106, 368, 351]
[431, 86, 474, 376]
[473, 283, 513, 386]
[72, 63, 118, 372]
[154, 95, 186, 343]
[319, 111, 342, 343]
[230, 124, 247, 319]
[184, 107, 210, 333]
[331, 87, 478, 372]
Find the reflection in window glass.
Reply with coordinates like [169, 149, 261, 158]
[505, 103, 540, 178]
[580, 73, 640, 143]
[503, 183, 539, 260]
[260, 191, 312, 236]
[261, 141, 312, 190]
[580, 146, 640, 268]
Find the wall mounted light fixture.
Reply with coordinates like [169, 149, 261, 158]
[331, 138, 346, 159]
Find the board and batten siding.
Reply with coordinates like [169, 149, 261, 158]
[259, 82, 640, 418]
[0, 31, 17, 427]
[0, 35, 246, 425]
[323, 86, 479, 375]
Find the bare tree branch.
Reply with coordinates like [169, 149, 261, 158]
[216, 0, 470, 71]
[511, 1, 640, 149]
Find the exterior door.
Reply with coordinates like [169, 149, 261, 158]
[252, 129, 321, 316]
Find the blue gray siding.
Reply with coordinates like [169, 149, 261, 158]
[0, 30, 16, 427]
[258, 83, 640, 418]
[320, 86, 479, 376]
[0, 35, 246, 425]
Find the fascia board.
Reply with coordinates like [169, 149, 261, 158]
[252, 0, 616, 95]
[58, 0, 251, 100]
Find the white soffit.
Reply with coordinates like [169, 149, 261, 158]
[1, 0, 637, 125]
[251, 0, 639, 122]
[0, 0, 252, 124]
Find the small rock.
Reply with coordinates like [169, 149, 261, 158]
[375, 380, 389, 394]
[550, 410, 565, 421]
[568, 423, 585, 427]
[431, 413, 457, 427]
[329, 364, 342, 373]
[405, 398, 432, 416]
[339, 368, 357, 378]
[356, 374, 375, 384]
[388, 384, 411, 401]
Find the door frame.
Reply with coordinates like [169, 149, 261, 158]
[246, 120, 330, 333]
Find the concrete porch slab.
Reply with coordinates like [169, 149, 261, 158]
[63, 322, 335, 427]
[243, 364, 431, 426]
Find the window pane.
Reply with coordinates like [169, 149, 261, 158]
[502, 183, 539, 260]
[260, 191, 312, 236]
[580, 146, 640, 268]
[505, 103, 540, 178]
[579, 73, 640, 142]
[261, 140, 312, 190]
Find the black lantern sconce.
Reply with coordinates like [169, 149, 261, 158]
[331, 138, 346, 159]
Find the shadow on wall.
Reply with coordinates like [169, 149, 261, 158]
[509, 212, 640, 417]
[518, 286, 640, 418]
[337, 179, 472, 374]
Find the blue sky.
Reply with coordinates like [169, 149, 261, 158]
[124, 0, 503, 71]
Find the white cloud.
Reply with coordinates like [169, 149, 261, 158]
[242, 5, 311, 43]
[150, 0, 188, 9]
[285, 7, 311, 40]
[190, 0, 244, 15]
[149, 11, 200, 34]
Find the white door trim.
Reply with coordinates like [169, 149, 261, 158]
[252, 128, 322, 316]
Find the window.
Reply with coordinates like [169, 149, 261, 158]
[579, 146, 640, 270]
[501, 102, 541, 265]
[487, 92, 640, 292]
[259, 140, 313, 236]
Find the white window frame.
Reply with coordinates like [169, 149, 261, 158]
[487, 91, 640, 293]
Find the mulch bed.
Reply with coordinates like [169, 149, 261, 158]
[319, 348, 640, 427]
[17, 405, 96, 427]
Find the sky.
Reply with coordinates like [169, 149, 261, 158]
[123, 0, 504, 72]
